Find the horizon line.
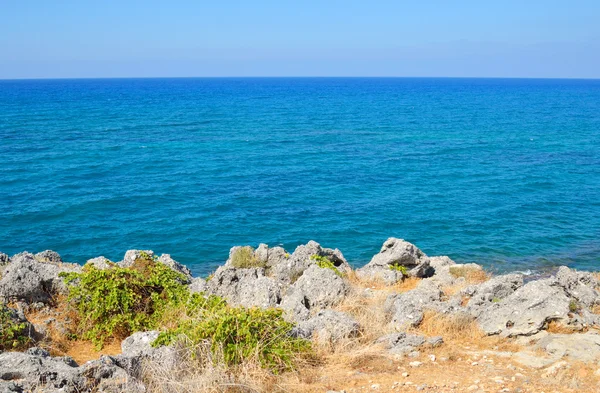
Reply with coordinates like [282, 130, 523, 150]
[2, 75, 600, 82]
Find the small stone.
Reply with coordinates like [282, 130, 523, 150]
[402, 372, 409, 377]
[409, 361, 422, 368]
[371, 384, 380, 390]
[467, 385, 479, 392]
[429, 354, 436, 362]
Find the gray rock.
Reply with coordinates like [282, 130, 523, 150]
[188, 277, 207, 293]
[385, 280, 443, 329]
[85, 256, 114, 270]
[157, 254, 192, 283]
[34, 250, 62, 263]
[355, 266, 404, 285]
[292, 310, 360, 342]
[357, 238, 431, 282]
[534, 331, 600, 363]
[292, 264, 348, 310]
[555, 266, 599, 307]
[80, 356, 143, 393]
[270, 241, 351, 285]
[116, 331, 178, 378]
[376, 332, 442, 355]
[0, 349, 84, 393]
[464, 274, 524, 317]
[0, 252, 81, 304]
[279, 290, 311, 322]
[0, 253, 10, 267]
[205, 266, 280, 308]
[477, 279, 571, 337]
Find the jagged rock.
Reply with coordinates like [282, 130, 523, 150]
[0, 253, 10, 267]
[0, 252, 81, 304]
[0, 348, 85, 392]
[85, 256, 114, 270]
[270, 241, 351, 285]
[555, 266, 599, 307]
[157, 254, 192, 283]
[385, 280, 443, 329]
[205, 266, 280, 308]
[356, 238, 431, 284]
[80, 356, 143, 393]
[464, 274, 524, 317]
[280, 290, 311, 322]
[477, 279, 572, 337]
[376, 333, 443, 355]
[292, 310, 360, 342]
[279, 264, 349, 322]
[188, 277, 207, 293]
[115, 331, 178, 378]
[34, 250, 62, 263]
[292, 264, 348, 310]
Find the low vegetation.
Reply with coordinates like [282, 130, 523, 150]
[230, 246, 266, 269]
[389, 262, 408, 275]
[311, 254, 342, 277]
[0, 304, 31, 351]
[60, 257, 189, 349]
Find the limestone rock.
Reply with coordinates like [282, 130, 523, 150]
[34, 250, 62, 263]
[157, 254, 192, 283]
[205, 266, 280, 308]
[477, 279, 571, 337]
[0, 252, 81, 304]
[0, 253, 10, 267]
[356, 238, 430, 283]
[85, 256, 114, 270]
[555, 266, 599, 307]
[270, 241, 351, 285]
[292, 310, 360, 342]
[465, 274, 524, 317]
[376, 333, 443, 356]
[120, 250, 155, 268]
[535, 331, 600, 363]
[385, 280, 443, 329]
[188, 277, 207, 293]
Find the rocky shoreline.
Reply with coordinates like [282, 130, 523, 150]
[2, 238, 600, 393]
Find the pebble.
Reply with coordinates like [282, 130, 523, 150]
[409, 361, 422, 367]
[402, 372, 409, 377]
[467, 385, 479, 392]
[428, 354, 436, 362]
[371, 384, 380, 390]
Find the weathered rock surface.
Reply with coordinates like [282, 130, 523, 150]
[464, 273, 524, 317]
[34, 250, 63, 264]
[157, 254, 192, 283]
[120, 249, 155, 267]
[534, 331, 600, 363]
[205, 266, 280, 308]
[0, 252, 81, 303]
[115, 331, 178, 378]
[292, 310, 360, 342]
[356, 238, 431, 284]
[385, 280, 443, 329]
[85, 256, 114, 270]
[477, 279, 571, 337]
[188, 277, 207, 293]
[376, 333, 443, 356]
[270, 241, 351, 285]
[555, 266, 599, 307]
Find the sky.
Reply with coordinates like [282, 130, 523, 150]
[1, 0, 599, 79]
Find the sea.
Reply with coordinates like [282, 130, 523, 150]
[1, 77, 599, 276]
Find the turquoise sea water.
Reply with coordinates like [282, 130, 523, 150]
[1, 78, 599, 275]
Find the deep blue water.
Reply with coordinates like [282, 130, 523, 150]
[1, 77, 599, 275]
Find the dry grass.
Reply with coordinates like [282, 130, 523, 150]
[346, 270, 421, 293]
[546, 320, 583, 334]
[448, 265, 490, 284]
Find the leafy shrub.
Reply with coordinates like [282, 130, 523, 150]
[389, 263, 408, 275]
[0, 305, 31, 350]
[155, 293, 311, 372]
[310, 254, 342, 277]
[60, 258, 189, 349]
[230, 246, 265, 269]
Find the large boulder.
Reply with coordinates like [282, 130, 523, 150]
[476, 279, 572, 337]
[280, 264, 349, 322]
[356, 238, 430, 283]
[205, 266, 280, 308]
[270, 241, 351, 285]
[0, 253, 81, 304]
[292, 310, 360, 342]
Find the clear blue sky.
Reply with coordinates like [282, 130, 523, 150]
[1, 0, 599, 79]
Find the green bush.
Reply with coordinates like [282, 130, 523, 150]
[154, 293, 311, 372]
[389, 263, 408, 275]
[0, 305, 30, 351]
[310, 255, 342, 277]
[230, 246, 265, 269]
[60, 258, 189, 349]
